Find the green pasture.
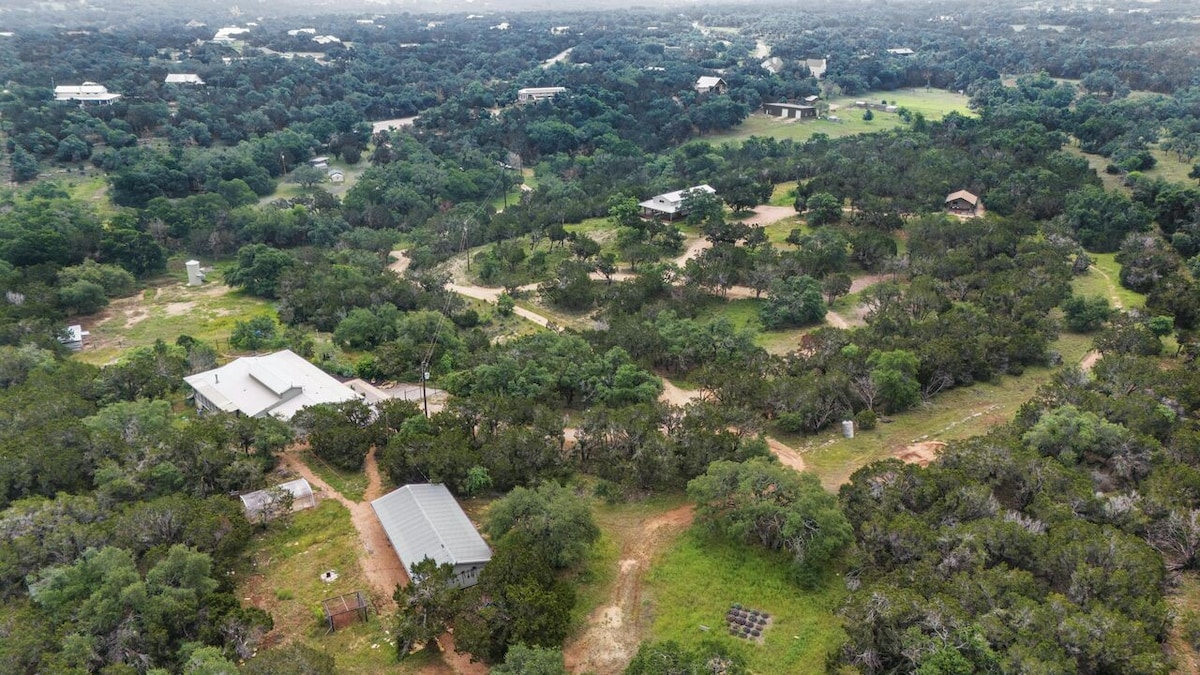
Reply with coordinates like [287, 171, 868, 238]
[644, 529, 847, 674]
[709, 88, 973, 145]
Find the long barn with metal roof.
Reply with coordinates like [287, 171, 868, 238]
[370, 484, 492, 589]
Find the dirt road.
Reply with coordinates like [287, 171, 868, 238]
[277, 448, 409, 606]
[563, 505, 695, 675]
[766, 436, 807, 472]
[388, 249, 412, 276]
[658, 378, 701, 406]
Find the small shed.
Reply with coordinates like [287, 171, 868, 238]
[60, 325, 89, 352]
[240, 478, 317, 522]
[327, 169, 345, 183]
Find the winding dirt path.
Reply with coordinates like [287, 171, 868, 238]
[766, 436, 807, 472]
[278, 448, 409, 606]
[1088, 264, 1124, 310]
[1074, 264, 1124, 373]
[388, 249, 412, 276]
[658, 378, 701, 406]
[563, 505, 695, 675]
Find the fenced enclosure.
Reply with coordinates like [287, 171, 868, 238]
[322, 591, 369, 633]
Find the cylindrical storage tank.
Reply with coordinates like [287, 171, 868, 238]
[842, 420, 855, 439]
[186, 260, 202, 286]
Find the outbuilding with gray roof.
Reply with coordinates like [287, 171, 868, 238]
[371, 484, 492, 589]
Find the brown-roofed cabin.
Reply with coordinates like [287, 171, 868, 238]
[945, 190, 980, 214]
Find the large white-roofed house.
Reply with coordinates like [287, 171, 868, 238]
[371, 484, 492, 589]
[54, 82, 121, 104]
[517, 86, 566, 103]
[183, 349, 359, 421]
[165, 73, 205, 85]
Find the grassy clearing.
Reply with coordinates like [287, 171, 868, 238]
[831, 88, 975, 120]
[644, 528, 847, 673]
[709, 88, 972, 145]
[1144, 146, 1199, 185]
[708, 112, 900, 145]
[464, 296, 544, 341]
[522, 167, 538, 190]
[1084, 252, 1145, 309]
[762, 216, 803, 244]
[1064, 142, 1198, 192]
[75, 263, 275, 365]
[1062, 145, 1127, 193]
[786, 332, 1093, 490]
[301, 452, 374, 503]
[565, 216, 616, 236]
[239, 501, 427, 673]
[694, 297, 764, 332]
[769, 182, 798, 207]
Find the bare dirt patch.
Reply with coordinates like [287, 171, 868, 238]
[658, 378, 701, 407]
[894, 441, 946, 466]
[824, 310, 849, 329]
[388, 249, 412, 276]
[849, 273, 889, 294]
[164, 301, 197, 316]
[563, 505, 695, 675]
[740, 204, 797, 227]
[766, 436, 807, 472]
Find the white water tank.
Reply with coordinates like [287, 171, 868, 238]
[842, 420, 855, 439]
[186, 260, 205, 286]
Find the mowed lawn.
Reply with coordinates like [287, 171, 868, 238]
[709, 88, 974, 145]
[644, 529, 847, 673]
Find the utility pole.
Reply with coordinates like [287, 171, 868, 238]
[421, 370, 429, 417]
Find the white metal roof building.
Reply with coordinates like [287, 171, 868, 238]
[183, 350, 360, 420]
[371, 484, 492, 589]
[517, 86, 567, 103]
[638, 184, 717, 220]
[54, 82, 121, 104]
[694, 76, 726, 93]
[240, 478, 316, 522]
[165, 73, 205, 85]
